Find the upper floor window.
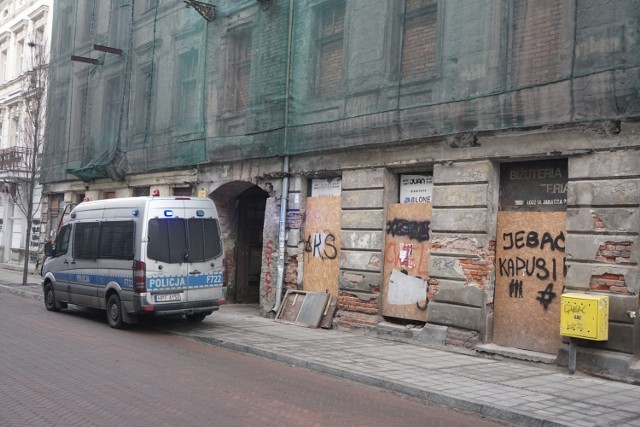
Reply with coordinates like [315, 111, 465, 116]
[226, 29, 252, 112]
[314, 1, 345, 98]
[177, 49, 199, 131]
[134, 64, 153, 136]
[509, 0, 564, 88]
[401, 0, 438, 80]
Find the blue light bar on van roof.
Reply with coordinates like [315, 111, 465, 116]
[131, 209, 139, 217]
[164, 210, 174, 217]
[196, 210, 204, 217]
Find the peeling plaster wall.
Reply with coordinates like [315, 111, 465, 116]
[566, 150, 640, 355]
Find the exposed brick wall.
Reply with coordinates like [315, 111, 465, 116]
[595, 241, 633, 264]
[510, 0, 564, 88]
[402, 0, 437, 79]
[589, 273, 628, 294]
[335, 291, 380, 328]
[316, 3, 345, 98]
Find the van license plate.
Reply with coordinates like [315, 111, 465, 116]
[155, 293, 181, 302]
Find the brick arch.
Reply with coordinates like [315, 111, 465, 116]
[211, 181, 270, 304]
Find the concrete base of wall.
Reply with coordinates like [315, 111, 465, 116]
[475, 343, 557, 364]
[556, 344, 640, 384]
[375, 322, 448, 346]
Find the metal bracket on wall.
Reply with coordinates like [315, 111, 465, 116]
[184, 0, 216, 22]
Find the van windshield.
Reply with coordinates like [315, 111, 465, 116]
[147, 218, 222, 263]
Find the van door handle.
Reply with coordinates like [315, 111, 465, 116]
[70, 261, 76, 265]
[64, 260, 69, 264]
[189, 270, 201, 275]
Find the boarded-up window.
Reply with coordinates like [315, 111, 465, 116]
[315, 1, 345, 97]
[227, 30, 252, 112]
[401, 0, 438, 79]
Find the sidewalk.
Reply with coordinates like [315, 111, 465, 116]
[2, 268, 640, 426]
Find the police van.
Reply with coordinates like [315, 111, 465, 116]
[42, 196, 225, 328]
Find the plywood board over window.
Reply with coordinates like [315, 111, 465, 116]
[302, 196, 340, 297]
[382, 203, 432, 322]
[493, 211, 566, 354]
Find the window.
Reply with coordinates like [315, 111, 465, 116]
[99, 221, 134, 259]
[509, 0, 564, 88]
[15, 39, 24, 75]
[74, 222, 100, 259]
[227, 30, 252, 112]
[148, 218, 222, 264]
[314, 1, 345, 97]
[103, 76, 122, 147]
[134, 65, 153, 135]
[133, 187, 150, 197]
[54, 224, 71, 256]
[177, 49, 199, 131]
[11, 116, 19, 146]
[401, 0, 438, 80]
[0, 49, 7, 82]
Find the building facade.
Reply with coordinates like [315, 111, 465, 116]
[0, 0, 51, 265]
[42, 0, 640, 379]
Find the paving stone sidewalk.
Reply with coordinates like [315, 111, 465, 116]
[2, 265, 640, 426]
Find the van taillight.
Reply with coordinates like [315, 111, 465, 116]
[134, 260, 147, 293]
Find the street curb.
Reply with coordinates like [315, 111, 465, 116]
[184, 334, 566, 427]
[0, 284, 42, 301]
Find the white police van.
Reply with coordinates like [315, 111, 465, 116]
[42, 196, 225, 328]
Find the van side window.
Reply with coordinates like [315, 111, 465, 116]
[147, 218, 222, 263]
[55, 224, 72, 256]
[74, 222, 100, 259]
[99, 221, 135, 260]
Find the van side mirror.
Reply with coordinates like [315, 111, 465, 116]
[44, 241, 55, 257]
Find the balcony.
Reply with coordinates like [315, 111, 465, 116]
[0, 146, 30, 172]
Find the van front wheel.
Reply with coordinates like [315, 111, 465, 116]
[107, 294, 125, 329]
[44, 283, 59, 312]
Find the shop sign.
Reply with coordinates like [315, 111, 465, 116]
[500, 161, 567, 212]
[400, 174, 433, 204]
[311, 178, 341, 197]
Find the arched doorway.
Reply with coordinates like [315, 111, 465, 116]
[212, 182, 269, 304]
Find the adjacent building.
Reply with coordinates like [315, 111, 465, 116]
[0, 0, 51, 265]
[42, 0, 640, 379]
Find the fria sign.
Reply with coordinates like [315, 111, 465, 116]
[500, 161, 568, 211]
[311, 178, 342, 197]
[400, 174, 433, 204]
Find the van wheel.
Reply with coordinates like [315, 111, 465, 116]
[107, 294, 125, 329]
[185, 313, 207, 323]
[44, 283, 59, 312]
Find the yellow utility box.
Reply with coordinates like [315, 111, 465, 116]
[560, 293, 609, 340]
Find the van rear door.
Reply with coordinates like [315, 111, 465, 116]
[145, 198, 223, 307]
[183, 200, 224, 299]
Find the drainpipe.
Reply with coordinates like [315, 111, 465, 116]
[272, 0, 295, 314]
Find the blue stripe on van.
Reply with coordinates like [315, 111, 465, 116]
[147, 273, 223, 290]
[52, 272, 224, 291]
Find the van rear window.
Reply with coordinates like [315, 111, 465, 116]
[147, 218, 222, 263]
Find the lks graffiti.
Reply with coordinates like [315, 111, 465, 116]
[386, 219, 430, 242]
[305, 232, 337, 260]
